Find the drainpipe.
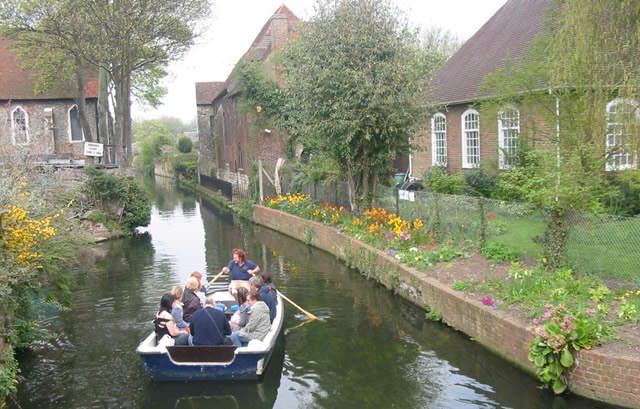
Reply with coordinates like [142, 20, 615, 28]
[551, 88, 561, 201]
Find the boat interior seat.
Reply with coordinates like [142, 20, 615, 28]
[167, 345, 238, 363]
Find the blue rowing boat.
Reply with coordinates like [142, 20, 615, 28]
[136, 291, 284, 381]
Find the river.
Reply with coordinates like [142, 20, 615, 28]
[12, 177, 619, 409]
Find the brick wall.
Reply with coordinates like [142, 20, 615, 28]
[253, 205, 640, 409]
[197, 104, 217, 176]
[414, 101, 556, 176]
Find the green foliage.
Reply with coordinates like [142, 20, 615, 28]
[425, 166, 465, 195]
[172, 152, 198, 180]
[232, 199, 256, 221]
[135, 120, 173, 174]
[87, 209, 107, 224]
[451, 281, 472, 291]
[481, 241, 520, 262]
[462, 168, 498, 198]
[83, 167, 151, 231]
[0, 345, 19, 399]
[425, 307, 443, 322]
[280, 0, 436, 211]
[176, 135, 193, 153]
[528, 305, 608, 394]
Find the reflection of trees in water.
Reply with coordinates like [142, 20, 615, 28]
[199, 197, 246, 276]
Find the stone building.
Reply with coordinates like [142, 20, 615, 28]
[0, 38, 99, 164]
[195, 5, 300, 191]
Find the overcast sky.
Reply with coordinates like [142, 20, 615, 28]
[131, 0, 508, 123]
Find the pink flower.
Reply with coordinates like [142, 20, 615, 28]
[482, 297, 493, 305]
[533, 318, 539, 325]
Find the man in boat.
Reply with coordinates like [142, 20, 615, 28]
[229, 290, 271, 347]
[188, 297, 231, 346]
[249, 275, 276, 323]
[221, 249, 260, 295]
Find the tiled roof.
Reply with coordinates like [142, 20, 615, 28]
[431, 0, 550, 105]
[195, 82, 226, 105]
[0, 38, 98, 101]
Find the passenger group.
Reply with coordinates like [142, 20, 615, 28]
[153, 249, 277, 347]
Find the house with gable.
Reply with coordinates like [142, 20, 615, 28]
[196, 5, 300, 192]
[412, 0, 552, 177]
[413, 0, 638, 180]
[0, 38, 100, 164]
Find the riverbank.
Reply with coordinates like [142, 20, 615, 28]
[253, 205, 639, 409]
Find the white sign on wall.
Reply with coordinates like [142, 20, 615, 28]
[84, 142, 104, 157]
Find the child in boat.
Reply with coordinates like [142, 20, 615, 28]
[190, 271, 208, 305]
[170, 286, 189, 331]
[154, 293, 189, 345]
[229, 287, 250, 332]
[229, 290, 271, 347]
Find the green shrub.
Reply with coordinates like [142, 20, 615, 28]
[172, 153, 198, 181]
[87, 209, 107, 224]
[462, 168, 498, 197]
[425, 166, 465, 195]
[177, 135, 193, 153]
[481, 241, 520, 262]
[83, 167, 151, 231]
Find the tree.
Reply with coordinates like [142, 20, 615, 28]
[278, 0, 435, 211]
[480, 0, 640, 266]
[135, 120, 173, 174]
[177, 135, 193, 153]
[0, 0, 211, 167]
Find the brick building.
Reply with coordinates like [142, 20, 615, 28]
[196, 5, 300, 189]
[414, 0, 639, 178]
[0, 38, 99, 164]
[413, 0, 552, 178]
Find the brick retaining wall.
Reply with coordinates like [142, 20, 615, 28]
[254, 205, 640, 409]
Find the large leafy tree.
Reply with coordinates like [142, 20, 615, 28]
[481, 0, 640, 265]
[279, 0, 435, 211]
[1, 0, 211, 167]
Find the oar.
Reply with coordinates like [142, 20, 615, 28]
[208, 270, 226, 286]
[277, 291, 325, 322]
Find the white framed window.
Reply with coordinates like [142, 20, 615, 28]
[68, 105, 84, 142]
[11, 106, 29, 145]
[462, 109, 480, 168]
[431, 113, 447, 166]
[498, 107, 520, 169]
[606, 99, 638, 171]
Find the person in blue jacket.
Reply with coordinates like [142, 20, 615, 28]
[188, 298, 231, 346]
[249, 275, 276, 323]
[222, 248, 260, 294]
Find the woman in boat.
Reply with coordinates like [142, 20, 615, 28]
[154, 293, 189, 345]
[222, 248, 260, 294]
[229, 287, 250, 332]
[182, 277, 203, 322]
[190, 271, 207, 305]
[229, 290, 271, 347]
[170, 286, 189, 331]
[261, 271, 278, 301]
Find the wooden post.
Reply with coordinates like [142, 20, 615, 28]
[258, 159, 264, 203]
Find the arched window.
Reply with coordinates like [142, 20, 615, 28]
[498, 107, 520, 169]
[431, 113, 447, 166]
[11, 106, 29, 145]
[462, 109, 480, 168]
[68, 105, 84, 142]
[606, 99, 638, 171]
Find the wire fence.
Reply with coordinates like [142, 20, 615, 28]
[273, 178, 639, 285]
[394, 190, 640, 286]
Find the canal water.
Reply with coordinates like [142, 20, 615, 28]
[12, 177, 619, 409]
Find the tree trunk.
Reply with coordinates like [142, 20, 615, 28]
[549, 207, 567, 268]
[113, 67, 125, 168]
[122, 71, 132, 167]
[98, 67, 110, 163]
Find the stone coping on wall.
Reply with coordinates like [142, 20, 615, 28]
[253, 205, 640, 409]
